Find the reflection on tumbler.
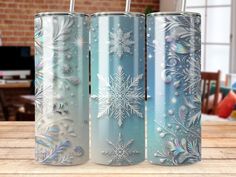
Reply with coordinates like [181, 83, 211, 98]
[147, 12, 202, 166]
[34, 12, 89, 165]
[91, 12, 145, 166]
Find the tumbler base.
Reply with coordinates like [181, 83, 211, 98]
[35, 159, 89, 166]
[148, 159, 201, 166]
[92, 159, 145, 166]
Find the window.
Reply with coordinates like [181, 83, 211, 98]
[186, 0, 232, 80]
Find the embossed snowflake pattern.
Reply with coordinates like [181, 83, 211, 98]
[35, 86, 44, 113]
[35, 85, 53, 114]
[109, 27, 134, 58]
[102, 133, 139, 165]
[92, 66, 143, 127]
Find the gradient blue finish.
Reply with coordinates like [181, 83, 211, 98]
[34, 13, 89, 165]
[147, 13, 201, 165]
[91, 13, 145, 166]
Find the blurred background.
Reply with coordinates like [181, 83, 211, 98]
[0, 0, 235, 121]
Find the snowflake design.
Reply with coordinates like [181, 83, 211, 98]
[34, 15, 88, 165]
[181, 54, 201, 96]
[102, 133, 139, 165]
[35, 85, 53, 114]
[92, 66, 143, 127]
[62, 64, 72, 74]
[35, 58, 43, 85]
[35, 86, 43, 113]
[109, 27, 134, 58]
[147, 15, 201, 165]
[153, 138, 200, 165]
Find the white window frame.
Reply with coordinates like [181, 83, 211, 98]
[230, 0, 236, 73]
[186, 0, 233, 76]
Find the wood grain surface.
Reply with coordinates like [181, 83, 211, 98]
[0, 122, 235, 177]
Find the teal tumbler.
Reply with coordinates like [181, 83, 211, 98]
[147, 12, 201, 165]
[90, 12, 145, 166]
[34, 12, 89, 165]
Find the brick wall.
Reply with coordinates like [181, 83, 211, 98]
[0, 0, 159, 55]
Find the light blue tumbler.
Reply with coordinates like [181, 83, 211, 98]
[91, 12, 145, 166]
[34, 12, 89, 165]
[147, 12, 201, 165]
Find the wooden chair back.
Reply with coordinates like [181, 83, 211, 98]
[16, 103, 35, 121]
[201, 71, 221, 114]
[0, 91, 9, 120]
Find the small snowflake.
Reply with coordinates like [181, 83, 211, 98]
[102, 133, 139, 165]
[53, 102, 69, 115]
[35, 85, 54, 114]
[109, 27, 134, 58]
[62, 64, 72, 74]
[35, 86, 43, 113]
[92, 66, 143, 127]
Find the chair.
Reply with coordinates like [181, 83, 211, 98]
[0, 91, 10, 120]
[0, 75, 34, 120]
[0, 89, 19, 121]
[16, 103, 35, 121]
[201, 71, 221, 114]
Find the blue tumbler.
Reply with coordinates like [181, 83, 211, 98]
[90, 12, 145, 166]
[147, 12, 201, 165]
[34, 12, 89, 165]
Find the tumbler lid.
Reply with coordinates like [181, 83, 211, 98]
[35, 12, 88, 17]
[147, 12, 200, 17]
[91, 12, 144, 17]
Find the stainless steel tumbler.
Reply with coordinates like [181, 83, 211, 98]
[34, 12, 89, 165]
[90, 12, 145, 166]
[147, 12, 201, 165]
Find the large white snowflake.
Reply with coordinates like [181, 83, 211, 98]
[102, 133, 139, 165]
[92, 66, 143, 127]
[109, 27, 134, 58]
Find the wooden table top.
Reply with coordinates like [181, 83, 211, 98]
[0, 121, 236, 176]
[19, 95, 34, 104]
